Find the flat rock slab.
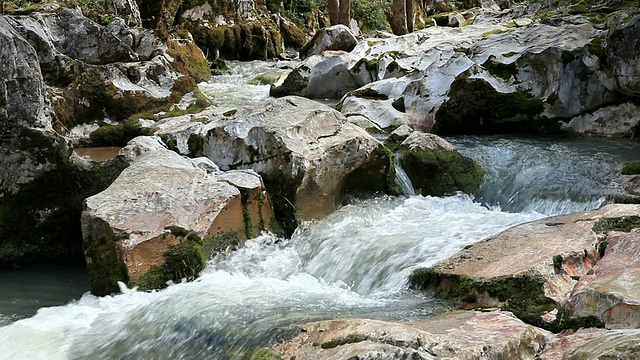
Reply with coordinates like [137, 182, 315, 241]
[273, 310, 552, 360]
[569, 229, 640, 329]
[411, 204, 640, 330]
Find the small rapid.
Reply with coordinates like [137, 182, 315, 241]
[0, 195, 543, 359]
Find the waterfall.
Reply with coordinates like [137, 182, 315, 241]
[394, 155, 416, 196]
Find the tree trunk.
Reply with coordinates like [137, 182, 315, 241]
[406, 0, 414, 33]
[338, 0, 350, 25]
[328, 0, 340, 25]
[390, 0, 408, 35]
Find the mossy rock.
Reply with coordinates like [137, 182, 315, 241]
[433, 78, 547, 135]
[409, 268, 604, 332]
[0, 137, 128, 268]
[399, 147, 485, 196]
[621, 160, 640, 175]
[166, 34, 211, 83]
[131, 230, 207, 291]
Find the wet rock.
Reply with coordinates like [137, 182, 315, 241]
[563, 102, 640, 138]
[199, 96, 394, 234]
[273, 15, 632, 135]
[82, 144, 277, 295]
[409, 204, 640, 331]
[607, 14, 640, 96]
[274, 310, 552, 359]
[300, 25, 358, 59]
[568, 229, 640, 329]
[398, 132, 485, 196]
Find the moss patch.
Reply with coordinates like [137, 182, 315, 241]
[320, 336, 366, 349]
[399, 147, 485, 196]
[433, 78, 546, 135]
[621, 160, 640, 175]
[593, 216, 640, 233]
[166, 35, 211, 83]
[131, 230, 207, 291]
[408, 268, 604, 332]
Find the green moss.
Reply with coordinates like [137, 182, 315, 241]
[249, 73, 280, 85]
[586, 37, 604, 62]
[89, 118, 153, 147]
[461, 18, 474, 26]
[561, 50, 576, 64]
[482, 29, 513, 37]
[400, 148, 485, 196]
[502, 52, 518, 57]
[167, 34, 211, 82]
[408, 268, 604, 332]
[320, 336, 366, 349]
[483, 59, 518, 81]
[131, 230, 207, 291]
[546, 92, 559, 106]
[621, 160, 640, 175]
[434, 78, 546, 135]
[247, 348, 284, 360]
[187, 134, 204, 157]
[593, 216, 640, 233]
[202, 231, 241, 256]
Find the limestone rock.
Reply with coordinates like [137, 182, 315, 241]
[82, 147, 277, 295]
[607, 14, 640, 96]
[274, 310, 552, 360]
[112, 0, 142, 27]
[398, 132, 485, 196]
[568, 229, 640, 329]
[271, 52, 362, 98]
[273, 17, 630, 135]
[300, 25, 358, 59]
[201, 96, 393, 233]
[563, 102, 640, 138]
[410, 204, 640, 331]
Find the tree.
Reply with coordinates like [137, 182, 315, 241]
[406, 0, 414, 32]
[339, 0, 350, 25]
[390, 0, 408, 35]
[329, 0, 340, 25]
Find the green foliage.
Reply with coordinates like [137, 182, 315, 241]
[351, 0, 390, 32]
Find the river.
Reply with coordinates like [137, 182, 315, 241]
[0, 61, 638, 359]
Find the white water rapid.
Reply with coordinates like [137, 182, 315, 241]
[1, 61, 638, 359]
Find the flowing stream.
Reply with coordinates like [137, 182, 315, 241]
[1, 61, 639, 359]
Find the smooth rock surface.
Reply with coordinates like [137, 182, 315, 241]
[274, 310, 553, 359]
[540, 328, 640, 359]
[563, 102, 640, 138]
[569, 229, 640, 329]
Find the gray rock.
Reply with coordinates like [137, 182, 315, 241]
[112, 0, 142, 27]
[301, 25, 358, 59]
[201, 96, 392, 232]
[607, 14, 640, 96]
[563, 102, 640, 138]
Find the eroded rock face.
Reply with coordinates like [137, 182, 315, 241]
[300, 25, 358, 59]
[607, 14, 640, 96]
[82, 139, 277, 294]
[563, 102, 640, 138]
[160, 96, 393, 234]
[409, 204, 640, 331]
[272, 13, 636, 135]
[274, 310, 552, 359]
[398, 132, 485, 196]
[569, 229, 640, 329]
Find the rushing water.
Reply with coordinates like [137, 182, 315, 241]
[1, 61, 639, 359]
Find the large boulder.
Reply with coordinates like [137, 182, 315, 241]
[300, 25, 358, 59]
[397, 132, 485, 196]
[82, 137, 277, 295]
[162, 96, 395, 234]
[409, 204, 640, 331]
[273, 310, 552, 359]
